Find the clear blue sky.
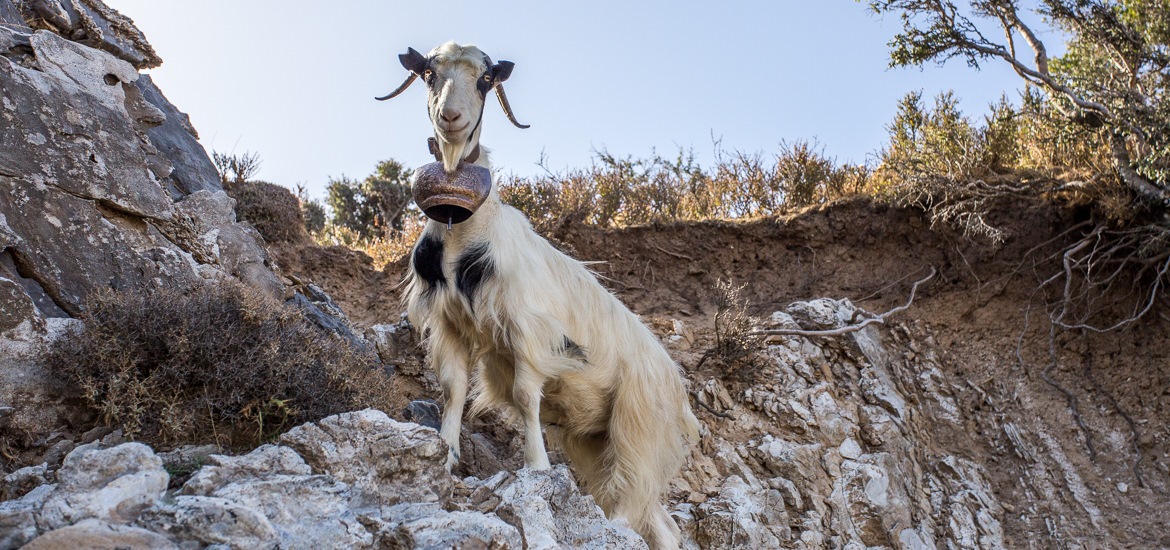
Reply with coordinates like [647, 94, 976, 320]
[104, 0, 1032, 199]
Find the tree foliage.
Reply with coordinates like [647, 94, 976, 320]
[867, 0, 1169, 206]
[325, 159, 413, 240]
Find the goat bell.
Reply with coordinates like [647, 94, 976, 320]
[412, 161, 492, 224]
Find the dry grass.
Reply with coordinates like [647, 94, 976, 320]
[47, 281, 394, 448]
[499, 141, 869, 234]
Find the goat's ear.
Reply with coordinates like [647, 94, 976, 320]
[399, 47, 428, 75]
[491, 61, 515, 84]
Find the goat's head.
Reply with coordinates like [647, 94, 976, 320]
[378, 42, 528, 172]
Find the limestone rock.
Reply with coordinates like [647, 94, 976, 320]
[378, 504, 522, 549]
[139, 495, 278, 550]
[488, 466, 647, 549]
[21, 518, 176, 550]
[279, 409, 453, 507]
[0, 483, 54, 549]
[180, 444, 311, 497]
[209, 474, 372, 550]
[134, 75, 221, 197]
[38, 442, 168, 529]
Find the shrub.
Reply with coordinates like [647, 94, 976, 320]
[297, 184, 327, 234]
[499, 143, 868, 231]
[224, 180, 310, 244]
[326, 160, 413, 240]
[212, 151, 262, 184]
[47, 281, 393, 447]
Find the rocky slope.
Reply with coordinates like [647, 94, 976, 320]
[2, 298, 1007, 549]
[0, 0, 354, 464]
[3, 2, 1167, 549]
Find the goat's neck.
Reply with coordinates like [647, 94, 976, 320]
[429, 139, 497, 245]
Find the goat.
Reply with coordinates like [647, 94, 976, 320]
[378, 42, 700, 549]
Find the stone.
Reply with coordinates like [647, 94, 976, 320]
[684, 476, 788, 549]
[38, 442, 169, 529]
[134, 75, 220, 197]
[0, 483, 54, 549]
[180, 444, 310, 497]
[279, 410, 453, 507]
[139, 495, 279, 550]
[489, 466, 647, 549]
[1, 463, 47, 501]
[210, 474, 372, 550]
[21, 518, 177, 550]
[403, 399, 441, 431]
[379, 504, 522, 549]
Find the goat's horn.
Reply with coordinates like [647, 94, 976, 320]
[494, 84, 530, 129]
[375, 73, 417, 101]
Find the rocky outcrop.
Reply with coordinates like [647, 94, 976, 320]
[0, 298, 1011, 549]
[0, 0, 334, 461]
[675, 299, 1006, 549]
[3, 410, 645, 549]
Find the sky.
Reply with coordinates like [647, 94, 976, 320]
[102, 1, 1038, 199]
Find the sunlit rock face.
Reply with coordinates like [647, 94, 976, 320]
[0, 0, 288, 464]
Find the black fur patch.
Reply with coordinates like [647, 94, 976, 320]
[413, 235, 446, 288]
[562, 337, 587, 360]
[456, 243, 493, 308]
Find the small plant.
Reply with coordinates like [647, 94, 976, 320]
[47, 281, 393, 448]
[700, 280, 765, 383]
[212, 151, 262, 184]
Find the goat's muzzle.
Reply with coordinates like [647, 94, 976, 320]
[413, 161, 492, 224]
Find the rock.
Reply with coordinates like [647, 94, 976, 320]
[489, 466, 648, 549]
[279, 410, 453, 507]
[0, 483, 54, 549]
[21, 518, 177, 550]
[38, 442, 169, 529]
[0, 0, 24, 27]
[367, 319, 413, 364]
[288, 292, 365, 348]
[683, 476, 788, 549]
[379, 504, 522, 549]
[208, 474, 371, 550]
[139, 495, 277, 550]
[403, 399, 441, 431]
[134, 75, 221, 197]
[1, 463, 48, 501]
[180, 444, 310, 497]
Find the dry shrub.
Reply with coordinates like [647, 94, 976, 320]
[47, 281, 392, 447]
[707, 280, 765, 383]
[224, 180, 310, 244]
[500, 143, 868, 231]
[314, 214, 426, 269]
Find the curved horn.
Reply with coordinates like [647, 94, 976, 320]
[375, 73, 417, 101]
[494, 84, 530, 129]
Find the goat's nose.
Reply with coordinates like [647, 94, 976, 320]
[440, 109, 462, 123]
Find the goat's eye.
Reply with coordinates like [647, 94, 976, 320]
[482, 74, 492, 82]
[424, 69, 433, 81]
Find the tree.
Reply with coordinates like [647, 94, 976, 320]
[325, 159, 413, 240]
[866, 0, 1169, 205]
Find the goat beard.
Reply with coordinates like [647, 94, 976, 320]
[437, 136, 472, 173]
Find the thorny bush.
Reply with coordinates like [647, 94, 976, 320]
[47, 281, 393, 448]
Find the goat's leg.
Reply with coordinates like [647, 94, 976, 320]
[432, 331, 472, 471]
[513, 364, 551, 470]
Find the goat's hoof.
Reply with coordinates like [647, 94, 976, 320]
[524, 458, 551, 471]
[444, 449, 460, 472]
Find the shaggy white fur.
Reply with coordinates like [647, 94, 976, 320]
[400, 42, 700, 549]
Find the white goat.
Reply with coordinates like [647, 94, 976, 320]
[379, 42, 700, 549]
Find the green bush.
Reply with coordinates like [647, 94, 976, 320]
[47, 282, 393, 447]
